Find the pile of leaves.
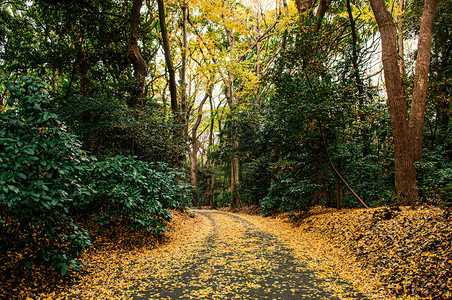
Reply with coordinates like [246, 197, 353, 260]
[294, 206, 452, 299]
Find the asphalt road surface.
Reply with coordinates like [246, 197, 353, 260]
[132, 210, 367, 300]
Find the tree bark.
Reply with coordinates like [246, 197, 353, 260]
[180, 2, 188, 128]
[346, 0, 369, 155]
[408, 0, 437, 162]
[255, 11, 261, 104]
[369, 0, 437, 205]
[224, 25, 241, 207]
[127, 0, 147, 108]
[206, 96, 216, 209]
[157, 0, 178, 114]
[189, 89, 211, 206]
[397, 0, 407, 79]
[313, 0, 332, 32]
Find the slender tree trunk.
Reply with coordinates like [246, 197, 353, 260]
[255, 11, 261, 105]
[180, 2, 189, 132]
[281, 0, 289, 52]
[157, 0, 178, 114]
[127, 0, 147, 108]
[158, 0, 186, 166]
[206, 95, 217, 209]
[225, 25, 241, 207]
[346, 0, 369, 155]
[189, 90, 211, 206]
[369, 0, 437, 205]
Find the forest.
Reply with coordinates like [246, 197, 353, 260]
[0, 0, 451, 298]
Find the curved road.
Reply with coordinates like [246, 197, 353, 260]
[133, 210, 366, 299]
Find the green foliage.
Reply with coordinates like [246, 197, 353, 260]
[0, 76, 191, 277]
[79, 156, 190, 236]
[262, 177, 320, 215]
[0, 76, 91, 273]
[57, 93, 180, 162]
[416, 148, 452, 204]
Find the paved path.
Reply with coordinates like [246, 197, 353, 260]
[133, 210, 366, 299]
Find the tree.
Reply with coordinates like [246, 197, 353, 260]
[369, 0, 437, 205]
[128, 0, 148, 108]
[157, 0, 178, 116]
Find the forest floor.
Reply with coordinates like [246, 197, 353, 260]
[2, 206, 451, 299]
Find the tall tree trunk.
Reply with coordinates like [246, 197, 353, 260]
[206, 96, 216, 209]
[280, 0, 290, 52]
[180, 2, 189, 133]
[157, 0, 178, 114]
[369, 0, 437, 205]
[408, 0, 437, 162]
[313, 0, 332, 32]
[158, 0, 185, 166]
[189, 89, 211, 206]
[254, 11, 261, 104]
[127, 0, 147, 108]
[225, 25, 241, 207]
[346, 0, 369, 156]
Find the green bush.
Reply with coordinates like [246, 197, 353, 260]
[79, 156, 190, 236]
[261, 175, 320, 215]
[0, 76, 191, 276]
[0, 76, 92, 275]
[417, 149, 452, 204]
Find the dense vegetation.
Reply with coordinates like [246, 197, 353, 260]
[0, 0, 450, 286]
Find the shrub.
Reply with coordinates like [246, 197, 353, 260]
[261, 176, 320, 215]
[79, 156, 190, 236]
[0, 76, 92, 275]
[417, 148, 452, 204]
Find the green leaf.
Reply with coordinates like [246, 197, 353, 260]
[60, 264, 69, 276]
[7, 185, 19, 193]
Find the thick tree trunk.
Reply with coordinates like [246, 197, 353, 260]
[369, 0, 437, 205]
[127, 0, 147, 108]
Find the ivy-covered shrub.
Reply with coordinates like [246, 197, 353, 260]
[0, 76, 92, 275]
[79, 156, 190, 236]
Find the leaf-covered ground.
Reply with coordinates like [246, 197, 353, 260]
[2, 206, 451, 299]
[223, 205, 451, 299]
[280, 206, 451, 299]
[29, 210, 368, 299]
[132, 210, 366, 299]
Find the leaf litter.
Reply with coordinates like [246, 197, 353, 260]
[3, 206, 451, 300]
[239, 206, 451, 300]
